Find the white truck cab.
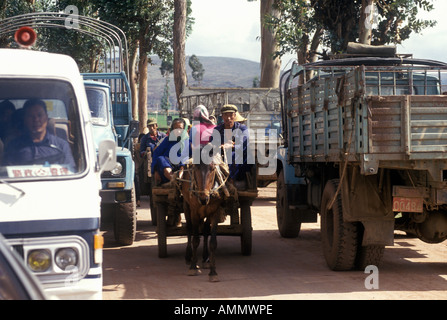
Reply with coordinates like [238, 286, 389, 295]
[0, 48, 115, 299]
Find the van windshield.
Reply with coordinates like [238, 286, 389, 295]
[86, 87, 108, 126]
[0, 79, 86, 179]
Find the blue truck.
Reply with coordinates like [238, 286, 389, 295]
[83, 72, 139, 246]
[277, 43, 447, 271]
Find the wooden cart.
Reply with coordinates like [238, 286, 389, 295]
[152, 168, 258, 258]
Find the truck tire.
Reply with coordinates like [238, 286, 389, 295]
[355, 224, 385, 270]
[320, 179, 358, 271]
[240, 200, 252, 256]
[276, 169, 301, 238]
[114, 187, 137, 246]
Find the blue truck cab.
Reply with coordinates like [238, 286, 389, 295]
[83, 73, 139, 246]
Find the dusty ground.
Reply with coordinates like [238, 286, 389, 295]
[102, 185, 447, 300]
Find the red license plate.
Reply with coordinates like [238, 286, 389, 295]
[393, 197, 423, 213]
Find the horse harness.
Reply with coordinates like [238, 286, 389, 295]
[175, 161, 230, 199]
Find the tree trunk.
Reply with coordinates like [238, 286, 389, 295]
[260, 0, 281, 88]
[138, 43, 148, 133]
[129, 42, 139, 124]
[173, 0, 188, 112]
[359, 0, 375, 44]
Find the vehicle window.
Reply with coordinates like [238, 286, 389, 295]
[365, 71, 441, 96]
[0, 79, 86, 179]
[86, 88, 108, 126]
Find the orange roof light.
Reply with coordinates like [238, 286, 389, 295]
[14, 26, 37, 48]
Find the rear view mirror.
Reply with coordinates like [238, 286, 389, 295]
[129, 120, 140, 138]
[98, 139, 116, 173]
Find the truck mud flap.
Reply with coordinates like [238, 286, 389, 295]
[340, 166, 394, 246]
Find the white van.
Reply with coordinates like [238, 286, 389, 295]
[0, 48, 115, 299]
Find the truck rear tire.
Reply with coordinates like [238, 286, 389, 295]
[355, 224, 385, 270]
[276, 169, 301, 238]
[356, 245, 385, 270]
[320, 179, 358, 271]
[114, 187, 137, 246]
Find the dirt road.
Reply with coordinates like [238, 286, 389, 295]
[102, 185, 447, 300]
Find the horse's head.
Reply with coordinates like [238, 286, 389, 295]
[191, 161, 217, 206]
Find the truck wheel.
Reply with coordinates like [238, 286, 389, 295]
[157, 202, 167, 258]
[320, 179, 358, 271]
[114, 187, 137, 246]
[276, 169, 301, 238]
[355, 224, 385, 270]
[355, 245, 385, 270]
[240, 200, 252, 256]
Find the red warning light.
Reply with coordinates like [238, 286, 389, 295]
[14, 27, 37, 48]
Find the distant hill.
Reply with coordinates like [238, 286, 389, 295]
[147, 55, 261, 110]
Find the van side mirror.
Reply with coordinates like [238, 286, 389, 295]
[98, 139, 116, 173]
[129, 120, 139, 139]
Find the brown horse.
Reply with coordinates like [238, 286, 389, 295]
[179, 154, 228, 282]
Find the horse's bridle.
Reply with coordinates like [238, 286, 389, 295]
[176, 163, 228, 198]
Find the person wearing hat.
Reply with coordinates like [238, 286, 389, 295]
[190, 105, 216, 148]
[151, 118, 189, 185]
[139, 117, 166, 157]
[213, 104, 252, 188]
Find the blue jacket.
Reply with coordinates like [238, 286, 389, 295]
[3, 131, 76, 170]
[140, 131, 166, 155]
[213, 122, 252, 181]
[151, 133, 190, 183]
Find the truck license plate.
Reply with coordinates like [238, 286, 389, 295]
[392, 197, 423, 213]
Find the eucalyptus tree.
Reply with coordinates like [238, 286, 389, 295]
[160, 58, 173, 113]
[92, 0, 193, 130]
[266, 0, 437, 65]
[188, 54, 204, 86]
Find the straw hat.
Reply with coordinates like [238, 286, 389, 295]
[235, 112, 246, 122]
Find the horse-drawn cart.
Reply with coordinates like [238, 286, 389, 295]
[152, 165, 258, 258]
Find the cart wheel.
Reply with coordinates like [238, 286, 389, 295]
[240, 200, 252, 256]
[150, 192, 157, 226]
[157, 202, 167, 258]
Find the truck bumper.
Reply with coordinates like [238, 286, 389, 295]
[100, 189, 132, 204]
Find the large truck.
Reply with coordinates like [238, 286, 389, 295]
[83, 73, 138, 246]
[277, 43, 447, 270]
[0, 29, 116, 299]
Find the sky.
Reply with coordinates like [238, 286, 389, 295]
[185, 0, 447, 68]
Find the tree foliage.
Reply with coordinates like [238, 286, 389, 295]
[160, 58, 173, 110]
[313, 0, 437, 52]
[188, 54, 204, 85]
[0, 0, 194, 130]
[266, 0, 437, 63]
[38, 0, 104, 72]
